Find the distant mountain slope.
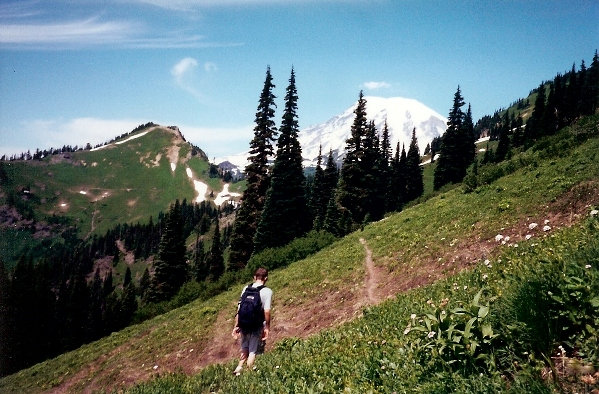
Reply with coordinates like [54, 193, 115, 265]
[299, 96, 447, 166]
[0, 125, 240, 239]
[218, 96, 447, 169]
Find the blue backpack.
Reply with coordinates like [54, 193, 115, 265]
[237, 284, 265, 333]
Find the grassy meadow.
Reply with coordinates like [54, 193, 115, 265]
[1, 115, 597, 393]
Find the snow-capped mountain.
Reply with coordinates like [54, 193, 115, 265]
[216, 96, 447, 170]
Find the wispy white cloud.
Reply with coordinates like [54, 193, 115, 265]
[171, 57, 205, 101]
[131, 0, 361, 11]
[0, 17, 135, 45]
[362, 81, 391, 90]
[0, 16, 242, 49]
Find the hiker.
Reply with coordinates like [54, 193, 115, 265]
[231, 267, 273, 375]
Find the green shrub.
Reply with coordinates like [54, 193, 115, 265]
[404, 289, 499, 375]
[246, 230, 337, 273]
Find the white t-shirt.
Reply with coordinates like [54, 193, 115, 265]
[240, 282, 273, 311]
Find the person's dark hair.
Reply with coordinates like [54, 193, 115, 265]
[254, 267, 268, 281]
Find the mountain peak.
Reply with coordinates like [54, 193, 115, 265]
[299, 96, 447, 166]
[217, 96, 447, 169]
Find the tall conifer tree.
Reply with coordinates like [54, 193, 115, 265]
[405, 128, 424, 201]
[311, 146, 327, 230]
[149, 200, 187, 302]
[207, 219, 224, 281]
[337, 91, 369, 226]
[254, 68, 309, 251]
[434, 86, 473, 189]
[229, 67, 277, 269]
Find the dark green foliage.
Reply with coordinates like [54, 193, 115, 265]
[229, 66, 277, 270]
[310, 147, 327, 230]
[207, 219, 224, 281]
[404, 128, 424, 202]
[337, 92, 386, 227]
[148, 200, 188, 302]
[388, 142, 406, 211]
[247, 230, 336, 273]
[254, 68, 310, 252]
[434, 86, 476, 190]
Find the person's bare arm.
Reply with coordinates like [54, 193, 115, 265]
[231, 306, 240, 338]
[263, 310, 271, 339]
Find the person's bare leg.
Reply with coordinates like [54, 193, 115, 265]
[246, 352, 257, 370]
[233, 350, 248, 375]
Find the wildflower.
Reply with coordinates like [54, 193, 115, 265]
[427, 331, 436, 338]
[410, 314, 417, 320]
[528, 222, 538, 230]
[543, 225, 551, 232]
[484, 259, 491, 266]
[463, 285, 468, 290]
[495, 234, 504, 242]
[439, 298, 449, 307]
[544, 219, 550, 224]
[482, 274, 488, 280]
[585, 264, 592, 269]
[591, 209, 598, 216]
[525, 234, 532, 240]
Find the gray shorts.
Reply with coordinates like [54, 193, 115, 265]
[241, 329, 263, 355]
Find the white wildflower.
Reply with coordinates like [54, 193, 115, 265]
[585, 264, 592, 269]
[543, 225, 551, 232]
[495, 234, 504, 242]
[591, 209, 598, 216]
[153, 365, 159, 370]
[525, 234, 532, 240]
[484, 259, 490, 266]
[528, 223, 538, 230]
[482, 274, 488, 280]
[544, 219, 550, 224]
[463, 285, 468, 290]
[410, 314, 417, 320]
[428, 331, 436, 338]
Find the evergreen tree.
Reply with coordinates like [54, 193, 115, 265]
[494, 111, 511, 162]
[139, 267, 151, 304]
[311, 146, 327, 230]
[323, 195, 342, 236]
[229, 66, 277, 269]
[337, 91, 369, 226]
[387, 142, 403, 211]
[364, 121, 385, 221]
[588, 50, 599, 114]
[149, 200, 187, 302]
[433, 86, 473, 189]
[254, 68, 309, 251]
[526, 82, 547, 141]
[404, 128, 424, 202]
[323, 149, 339, 202]
[207, 219, 224, 281]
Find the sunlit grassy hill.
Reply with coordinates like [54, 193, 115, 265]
[0, 125, 239, 268]
[1, 114, 597, 393]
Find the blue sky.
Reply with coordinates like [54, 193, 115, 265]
[1, 0, 597, 159]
